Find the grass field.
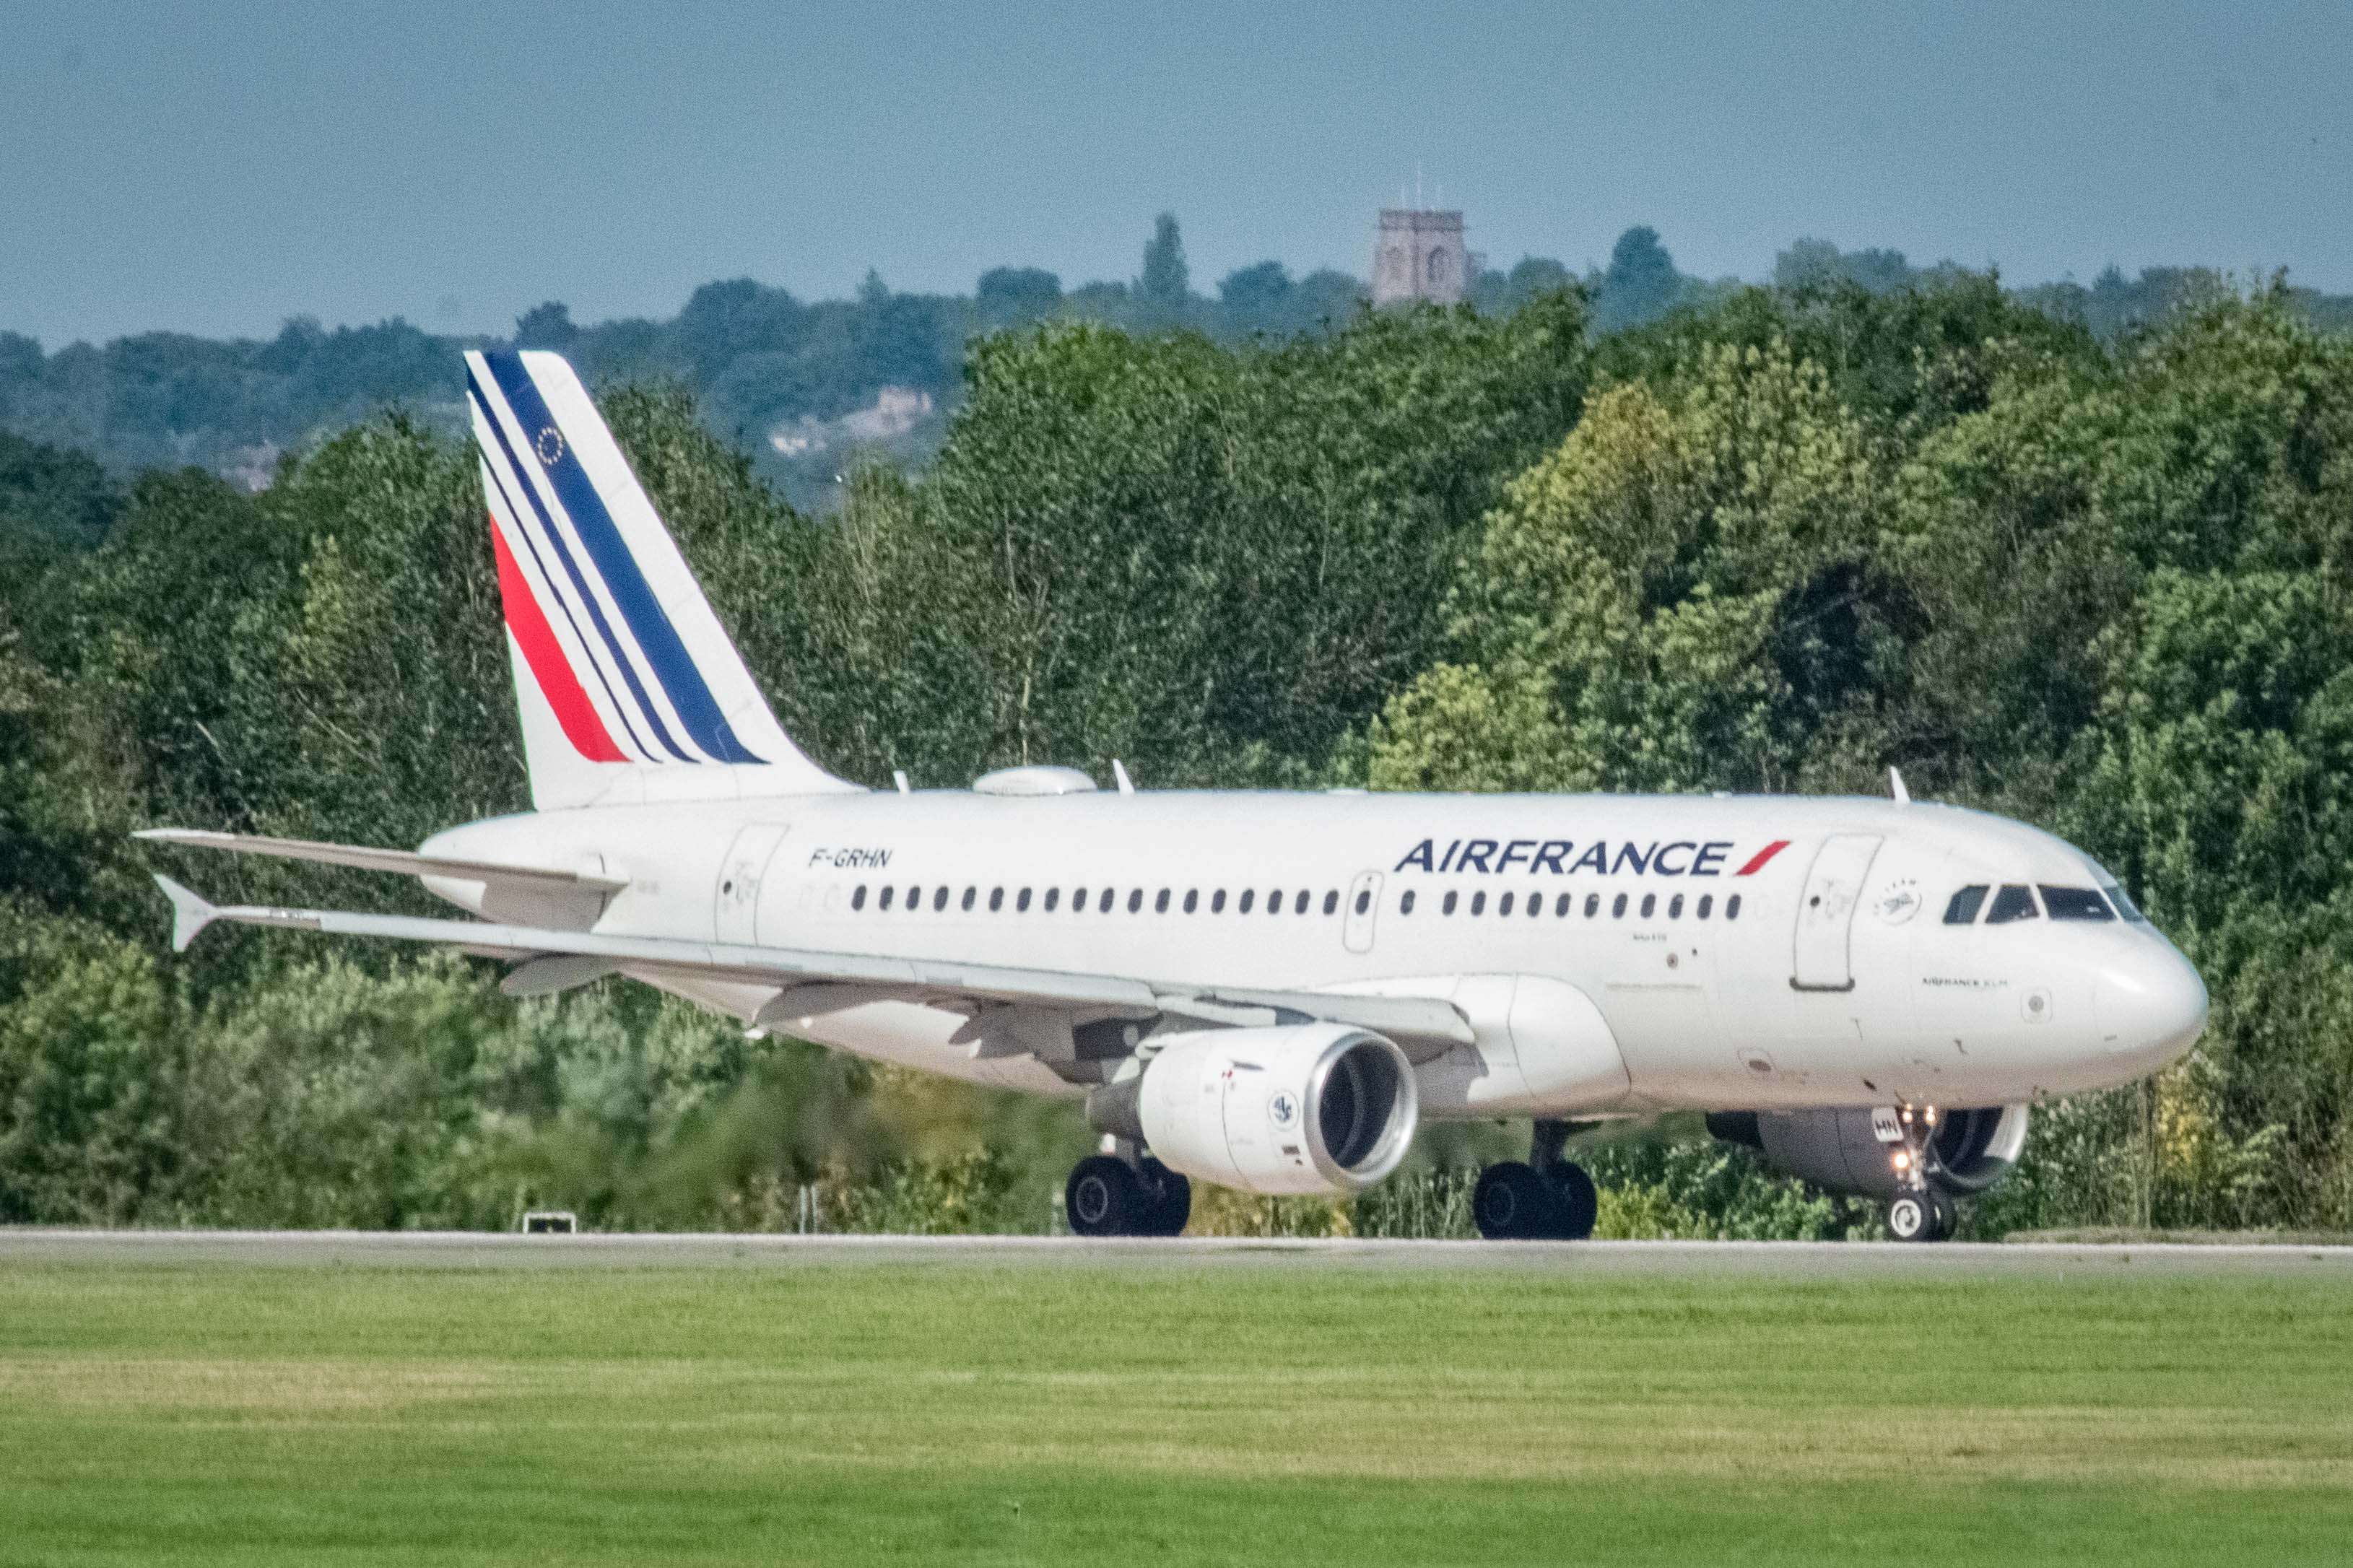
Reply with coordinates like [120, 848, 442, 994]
[2, 1244, 2350, 1565]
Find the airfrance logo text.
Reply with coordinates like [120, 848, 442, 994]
[1393, 838, 1790, 877]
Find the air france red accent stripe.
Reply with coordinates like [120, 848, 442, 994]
[1734, 840, 1791, 876]
[491, 520, 627, 763]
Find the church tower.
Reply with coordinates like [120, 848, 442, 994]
[1372, 208, 1469, 306]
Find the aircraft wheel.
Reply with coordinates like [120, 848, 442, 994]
[1066, 1155, 1146, 1237]
[1887, 1190, 1943, 1242]
[1544, 1161, 1599, 1241]
[1926, 1190, 1959, 1241]
[1474, 1162, 1556, 1241]
[1136, 1157, 1192, 1237]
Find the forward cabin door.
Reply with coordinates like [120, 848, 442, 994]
[1343, 870, 1383, 954]
[1791, 834, 1882, 991]
[714, 823, 791, 944]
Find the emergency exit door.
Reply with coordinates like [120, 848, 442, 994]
[1343, 870, 1383, 954]
[1791, 834, 1882, 991]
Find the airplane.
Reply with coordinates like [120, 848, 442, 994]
[140, 349, 2209, 1243]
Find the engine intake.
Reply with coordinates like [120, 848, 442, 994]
[1707, 1105, 2030, 1199]
[1092, 1023, 1418, 1197]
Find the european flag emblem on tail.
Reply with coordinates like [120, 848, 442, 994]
[464, 350, 855, 807]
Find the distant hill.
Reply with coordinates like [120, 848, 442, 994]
[4, 215, 2346, 515]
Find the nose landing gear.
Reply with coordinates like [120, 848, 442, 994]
[1472, 1120, 1599, 1241]
[1882, 1105, 1960, 1242]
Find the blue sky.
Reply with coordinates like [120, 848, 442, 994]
[6, 1, 2349, 346]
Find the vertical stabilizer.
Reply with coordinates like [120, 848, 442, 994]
[463, 349, 859, 808]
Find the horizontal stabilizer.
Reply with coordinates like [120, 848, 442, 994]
[153, 874, 218, 953]
[136, 828, 627, 894]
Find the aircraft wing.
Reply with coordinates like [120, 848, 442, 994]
[149, 876, 1472, 1055]
[136, 829, 628, 894]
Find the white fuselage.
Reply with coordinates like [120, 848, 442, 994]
[423, 788, 2206, 1118]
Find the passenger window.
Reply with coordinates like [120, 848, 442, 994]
[1018, 888, 1033, 912]
[1726, 894, 1742, 920]
[1268, 889, 1282, 914]
[1640, 893, 1656, 918]
[1126, 889, 1142, 913]
[1499, 892, 1515, 917]
[1585, 894, 1600, 918]
[1471, 892, 1487, 916]
[1443, 891, 1458, 915]
[1155, 889, 1170, 914]
[1528, 894, 1541, 919]
[989, 888, 1005, 913]
[1098, 888, 1113, 914]
[852, 885, 867, 910]
[1612, 893, 1627, 918]
[879, 886, 895, 911]
[1045, 888, 1060, 913]
[1295, 890, 1310, 915]
[1944, 885, 1988, 925]
[1325, 890, 1339, 915]
[1183, 889, 1198, 913]
[1400, 889, 1416, 915]
[933, 887, 949, 912]
[1354, 889, 1370, 915]
[961, 887, 976, 912]
[1697, 894, 1713, 919]
[1212, 889, 1227, 913]
[1555, 893, 1570, 917]
[1985, 884, 2039, 924]
[1239, 890, 1256, 915]
[1669, 894, 1684, 919]
[907, 885, 920, 909]
[2041, 885, 2116, 922]
[1072, 887, 1087, 912]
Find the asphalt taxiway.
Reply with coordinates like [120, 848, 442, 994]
[3, 1229, 2348, 1276]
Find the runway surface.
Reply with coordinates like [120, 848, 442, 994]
[4, 1229, 2349, 1275]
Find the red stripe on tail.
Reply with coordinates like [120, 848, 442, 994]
[490, 519, 627, 762]
[1734, 839, 1791, 876]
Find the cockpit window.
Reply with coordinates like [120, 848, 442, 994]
[2102, 883, 2147, 922]
[1984, 884, 2040, 924]
[2040, 885, 2116, 922]
[1942, 885, 1988, 925]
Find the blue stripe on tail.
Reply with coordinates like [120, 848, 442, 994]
[482, 353, 767, 765]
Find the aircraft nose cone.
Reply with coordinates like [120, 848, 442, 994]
[2095, 943, 2208, 1066]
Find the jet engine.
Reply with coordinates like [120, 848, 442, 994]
[1705, 1105, 2031, 1200]
[1090, 1023, 1417, 1198]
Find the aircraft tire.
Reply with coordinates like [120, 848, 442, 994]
[1926, 1190, 1959, 1241]
[1887, 1190, 1939, 1242]
[1474, 1162, 1557, 1241]
[1066, 1155, 1147, 1237]
[1544, 1161, 1599, 1241]
[1137, 1157, 1192, 1237]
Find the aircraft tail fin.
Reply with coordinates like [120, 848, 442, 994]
[462, 349, 859, 809]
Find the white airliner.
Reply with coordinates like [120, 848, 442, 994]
[143, 350, 2208, 1242]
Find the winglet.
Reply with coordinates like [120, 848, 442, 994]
[153, 874, 219, 953]
[1111, 759, 1135, 796]
[1888, 767, 1911, 806]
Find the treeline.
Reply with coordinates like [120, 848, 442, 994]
[12, 214, 2344, 515]
[4, 270, 2352, 1235]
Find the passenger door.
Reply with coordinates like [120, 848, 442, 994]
[714, 823, 791, 944]
[1791, 834, 1882, 991]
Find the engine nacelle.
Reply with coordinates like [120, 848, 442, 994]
[1108, 1024, 1418, 1197]
[1706, 1105, 2031, 1200]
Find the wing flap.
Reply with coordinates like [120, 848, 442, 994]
[150, 876, 1474, 1053]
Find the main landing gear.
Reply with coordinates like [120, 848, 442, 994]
[1064, 1146, 1191, 1237]
[1883, 1104, 1960, 1242]
[1473, 1120, 1599, 1241]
